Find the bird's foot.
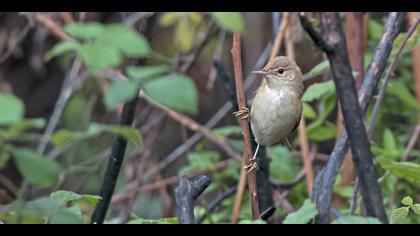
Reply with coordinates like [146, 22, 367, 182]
[233, 107, 250, 121]
[244, 159, 258, 173]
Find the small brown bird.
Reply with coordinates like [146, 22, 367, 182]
[236, 56, 304, 172]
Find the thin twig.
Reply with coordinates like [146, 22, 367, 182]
[198, 186, 237, 224]
[36, 13, 73, 41]
[231, 32, 260, 219]
[231, 165, 247, 223]
[140, 92, 242, 162]
[58, 12, 75, 24]
[270, 12, 289, 61]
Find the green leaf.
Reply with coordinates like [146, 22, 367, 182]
[0, 94, 24, 125]
[10, 197, 64, 219]
[238, 219, 267, 224]
[12, 148, 61, 187]
[391, 25, 420, 57]
[412, 204, 420, 215]
[159, 13, 178, 27]
[377, 157, 420, 184]
[50, 190, 82, 204]
[175, 22, 195, 53]
[332, 216, 382, 224]
[302, 102, 316, 120]
[212, 12, 245, 33]
[368, 20, 384, 40]
[211, 126, 242, 139]
[51, 205, 83, 224]
[52, 123, 142, 147]
[104, 80, 138, 109]
[127, 217, 178, 224]
[401, 196, 414, 206]
[307, 60, 330, 79]
[387, 80, 420, 111]
[144, 74, 198, 114]
[382, 128, 398, 154]
[64, 22, 105, 39]
[8, 119, 46, 136]
[105, 25, 151, 57]
[72, 195, 102, 208]
[187, 12, 203, 26]
[180, 151, 220, 174]
[79, 41, 122, 69]
[126, 65, 170, 86]
[302, 80, 335, 102]
[45, 41, 80, 61]
[283, 199, 318, 224]
[268, 145, 300, 182]
[307, 123, 337, 141]
[390, 207, 409, 224]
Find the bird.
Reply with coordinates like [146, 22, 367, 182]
[234, 56, 304, 172]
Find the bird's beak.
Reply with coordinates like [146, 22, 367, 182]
[252, 70, 269, 75]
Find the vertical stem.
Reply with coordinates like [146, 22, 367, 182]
[231, 32, 260, 220]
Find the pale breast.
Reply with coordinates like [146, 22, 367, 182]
[250, 85, 301, 146]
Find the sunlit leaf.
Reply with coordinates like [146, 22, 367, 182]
[390, 207, 409, 224]
[283, 199, 318, 224]
[12, 148, 61, 187]
[159, 13, 178, 27]
[413, 204, 420, 215]
[212, 12, 245, 33]
[187, 12, 203, 26]
[0, 94, 24, 125]
[332, 216, 382, 224]
[401, 196, 414, 206]
[175, 22, 195, 53]
[302, 102, 316, 120]
[144, 74, 198, 114]
[377, 157, 420, 184]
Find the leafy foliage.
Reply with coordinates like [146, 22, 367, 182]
[332, 216, 382, 224]
[282, 199, 318, 224]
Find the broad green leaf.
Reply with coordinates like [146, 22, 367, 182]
[187, 12, 203, 26]
[307, 123, 337, 141]
[175, 22, 195, 53]
[12, 148, 61, 187]
[8, 119, 46, 136]
[104, 80, 138, 109]
[94, 123, 142, 147]
[159, 13, 178, 27]
[64, 22, 105, 39]
[377, 157, 420, 184]
[307, 60, 330, 79]
[126, 65, 170, 86]
[72, 195, 102, 208]
[368, 20, 384, 40]
[0, 94, 24, 125]
[268, 145, 300, 182]
[63, 94, 89, 129]
[10, 197, 64, 218]
[283, 199, 318, 224]
[144, 74, 198, 114]
[332, 216, 382, 224]
[238, 219, 267, 224]
[390, 207, 409, 224]
[79, 41, 122, 69]
[302, 102, 316, 120]
[401, 196, 414, 206]
[387, 80, 420, 111]
[180, 151, 220, 174]
[106, 25, 151, 57]
[413, 204, 420, 215]
[383, 128, 398, 153]
[45, 41, 80, 61]
[212, 12, 245, 33]
[51, 205, 83, 224]
[127, 217, 178, 224]
[50, 190, 82, 204]
[302, 80, 335, 102]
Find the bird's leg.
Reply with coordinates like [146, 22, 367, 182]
[233, 106, 250, 121]
[244, 144, 260, 173]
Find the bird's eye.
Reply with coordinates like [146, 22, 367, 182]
[277, 68, 284, 75]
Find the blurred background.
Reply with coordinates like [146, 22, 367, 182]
[0, 12, 419, 224]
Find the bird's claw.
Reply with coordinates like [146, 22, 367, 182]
[233, 107, 250, 121]
[244, 160, 258, 173]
